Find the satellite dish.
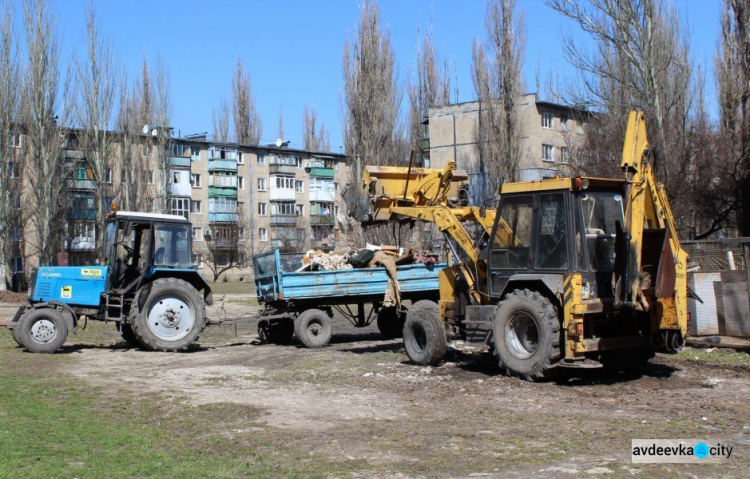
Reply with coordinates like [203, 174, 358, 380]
[142, 124, 149, 135]
[151, 128, 158, 137]
[275, 138, 282, 147]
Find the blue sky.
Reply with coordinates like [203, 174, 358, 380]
[44, 0, 721, 152]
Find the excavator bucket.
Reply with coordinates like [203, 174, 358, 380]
[346, 163, 469, 225]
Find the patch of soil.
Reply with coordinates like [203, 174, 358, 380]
[0, 290, 26, 303]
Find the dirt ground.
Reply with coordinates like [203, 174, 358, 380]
[2, 295, 749, 477]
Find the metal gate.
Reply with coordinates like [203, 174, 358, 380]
[683, 238, 750, 338]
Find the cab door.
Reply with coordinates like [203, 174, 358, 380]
[487, 194, 535, 296]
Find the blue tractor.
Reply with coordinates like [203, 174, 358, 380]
[2, 211, 213, 353]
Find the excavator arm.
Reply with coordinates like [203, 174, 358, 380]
[617, 111, 688, 345]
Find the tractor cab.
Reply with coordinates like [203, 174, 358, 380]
[487, 176, 628, 302]
[104, 211, 196, 293]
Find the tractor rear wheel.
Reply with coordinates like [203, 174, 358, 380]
[16, 308, 68, 353]
[119, 323, 141, 347]
[130, 278, 206, 352]
[403, 300, 446, 366]
[492, 289, 561, 381]
[295, 309, 332, 348]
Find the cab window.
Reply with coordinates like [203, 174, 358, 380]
[491, 196, 533, 269]
[580, 192, 624, 271]
[535, 193, 568, 270]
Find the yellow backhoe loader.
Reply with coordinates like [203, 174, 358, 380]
[346, 111, 688, 380]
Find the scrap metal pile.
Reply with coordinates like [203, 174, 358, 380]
[296, 246, 439, 308]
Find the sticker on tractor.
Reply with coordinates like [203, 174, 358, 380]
[81, 268, 103, 278]
[61, 286, 73, 299]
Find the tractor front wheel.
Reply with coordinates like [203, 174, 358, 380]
[16, 308, 68, 353]
[402, 300, 446, 366]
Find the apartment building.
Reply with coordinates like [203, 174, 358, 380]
[11, 129, 348, 284]
[424, 93, 589, 201]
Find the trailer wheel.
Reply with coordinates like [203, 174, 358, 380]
[16, 308, 68, 353]
[130, 278, 206, 352]
[295, 309, 332, 348]
[377, 307, 405, 338]
[492, 289, 561, 381]
[119, 323, 141, 348]
[403, 300, 446, 366]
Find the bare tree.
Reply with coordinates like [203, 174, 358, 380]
[201, 216, 249, 282]
[302, 105, 330, 151]
[116, 58, 157, 212]
[232, 58, 261, 144]
[152, 56, 172, 214]
[0, 2, 21, 289]
[408, 28, 451, 165]
[212, 96, 229, 142]
[471, 0, 526, 194]
[341, 0, 405, 247]
[716, 0, 750, 236]
[22, 0, 69, 266]
[547, 0, 696, 231]
[74, 3, 118, 256]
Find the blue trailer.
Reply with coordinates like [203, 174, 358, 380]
[252, 250, 445, 348]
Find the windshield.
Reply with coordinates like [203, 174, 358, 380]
[153, 224, 192, 268]
[580, 192, 625, 271]
[102, 220, 117, 264]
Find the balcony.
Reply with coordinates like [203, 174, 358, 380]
[208, 175, 238, 188]
[208, 186, 237, 198]
[270, 214, 298, 226]
[67, 179, 96, 191]
[208, 212, 238, 222]
[169, 156, 191, 168]
[310, 215, 334, 226]
[208, 158, 237, 172]
[308, 167, 334, 178]
[269, 164, 297, 175]
[66, 208, 97, 220]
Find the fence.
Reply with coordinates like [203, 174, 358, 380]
[683, 238, 750, 338]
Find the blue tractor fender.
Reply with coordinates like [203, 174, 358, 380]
[16, 301, 79, 334]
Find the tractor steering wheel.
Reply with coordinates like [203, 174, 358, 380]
[121, 244, 135, 261]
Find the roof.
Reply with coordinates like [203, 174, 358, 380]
[501, 176, 626, 194]
[114, 211, 190, 223]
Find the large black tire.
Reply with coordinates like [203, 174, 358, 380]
[403, 300, 446, 366]
[492, 289, 561, 381]
[119, 323, 141, 347]
[130, 278, 206, 352]
[16, 308, 68, 353]
[377, 307, 405, 338]
[258, 318, 295, 344]
[295, 309, 332, 348]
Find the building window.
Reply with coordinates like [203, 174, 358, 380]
[10, 133, 22, 148]
[257, 177, 266, 191]
[561, 115, 569, 131]
[173, 171, 181, 184]
[209, 197, 238, 214]
[238, 202, 244, 215]
[190, 200, 201, 213]
[257, 154, 266, 166]
[275, 176, 294, 189]
[190, 146, 201, 161]
[295, 180, 304, 193]
[192, 227, 203, 241]
[190, 173, 201, 188]
[192, 253, 203, 268]
[239, 228, 246, 241]
[271, 202, 296, 215]
[542, 144, 554, 162]
[561, 147, 569, 164]
[170, 197, 190, 220]
[237, 151, 244, 164]
[216, 253, 230, 268]
[148, 170, 155, 185]
[258, 202, 266, 216]
[259, 228, 268, 242]
[238, 176, 244, 190]
[104, 168, 112, 184]
[295, 204, 304, 216]
[7, 162, 18, 179]
[542, 111, 553, 129]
